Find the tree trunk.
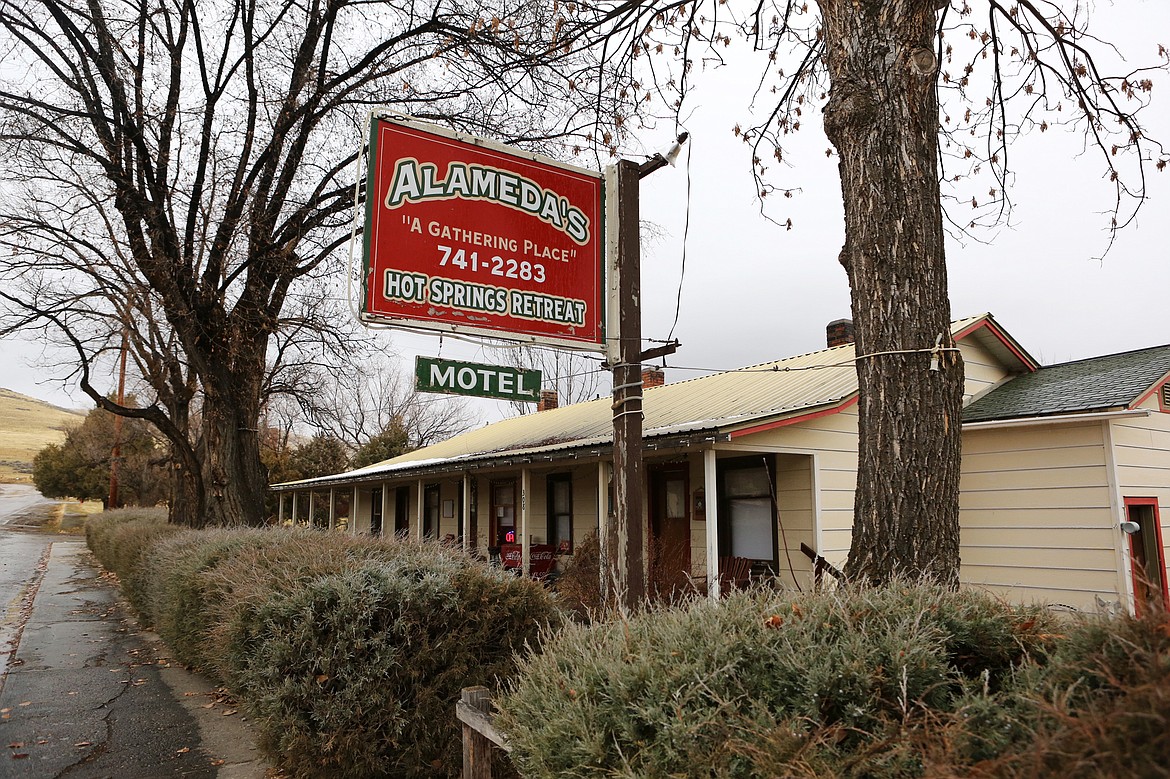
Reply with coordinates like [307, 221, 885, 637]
[198, 367, 269, 527]
[167, 444, 205, 528]
[821, 0, 964, 586]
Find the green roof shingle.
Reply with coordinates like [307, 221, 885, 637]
[963, 344, 1170, 423]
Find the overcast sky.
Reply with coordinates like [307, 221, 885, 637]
[2, 0, 1167, 420]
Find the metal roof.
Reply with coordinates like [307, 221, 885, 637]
[963, 343, 1170, 423]
[277, 314, 1005, 489]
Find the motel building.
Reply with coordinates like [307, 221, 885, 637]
[272, 314, 1170, 615]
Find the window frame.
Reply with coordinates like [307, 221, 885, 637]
[1124, 496, 1168, 616]
[423, 483, 441, 538]
[716, 455, 779, 569]
[547, 473, 574, 553]
[490, 479, 517, 547]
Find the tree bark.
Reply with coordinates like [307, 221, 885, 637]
[194, 337, 271, 527]
[821, 0, 963, 586]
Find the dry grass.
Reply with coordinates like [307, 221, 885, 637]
[0, 388, 84, 483]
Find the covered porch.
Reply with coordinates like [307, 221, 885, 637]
[273, 442, 823, 599]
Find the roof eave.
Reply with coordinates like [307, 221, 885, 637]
[962, 407, 1149, 430]
[271, 427, 736, 491]
[953, 314, 1040, 372]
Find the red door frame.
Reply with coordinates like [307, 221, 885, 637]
[1124, 496, 1168, 616]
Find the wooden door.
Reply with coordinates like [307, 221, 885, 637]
[1126, 498, 1167, 616]
[649, 466, 691, 600]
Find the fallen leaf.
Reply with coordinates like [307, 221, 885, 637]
[202, 702, 216, 709]
[17, 702, 30, 707]
[221, 709, 238, 717]
[210, 758, 225, 766]
[176, 747, 190, 754]
[74, 741, 92, 748]
[7, 743, 23, 749]
[11, 754, 29, 759]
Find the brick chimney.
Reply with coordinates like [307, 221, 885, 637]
[826, 318, 854, 348]
[641, 367, 665, 388]
[537, 390, 558, 412]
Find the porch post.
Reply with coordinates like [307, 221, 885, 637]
[291, 492, 298, 526]
[521, 468, 531, 576]
[308, 491, 315, 527]
[328, 487, 336, 530]
[597, 461, 610, 597]
[277, 491, 285, 525]
[417, 479, 425, 541]
[704, 449, 719, 600]
[462, 476, 471, 551]
[352, 485, 359, 535]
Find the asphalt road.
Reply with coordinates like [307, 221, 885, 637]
[0, 485, 55, 681]
[0, 487, 269, 778]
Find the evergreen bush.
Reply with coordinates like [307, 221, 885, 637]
[989, 607, 1170, 778]
[84, 507, 179, 619]
[498, 582, 1055, 778]
[140, 528, 279, 671]
[213, 541, 559, 778]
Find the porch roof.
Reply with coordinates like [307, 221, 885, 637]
[275, 313, 1009, 490]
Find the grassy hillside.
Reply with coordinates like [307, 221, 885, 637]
[0, 388, 85, 483]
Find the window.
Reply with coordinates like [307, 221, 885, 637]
[311, 490, 330, 529]
[333, 492, 350, 530]
[424, 484, 441, 538]
[370, 487, 383, 535]
[547, 474, 573, 553]
[394, 486, 410, 535]
[491, 480, 516, 547]
[718, 457, 777, 566]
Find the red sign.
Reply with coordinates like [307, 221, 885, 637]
[501, 544, 556, 579]
[362, 115, 605, 351]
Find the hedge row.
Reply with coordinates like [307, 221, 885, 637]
[498, 583, 1170, 778]
[85, 512, 560, 778]
[88, 512, 1169, 777]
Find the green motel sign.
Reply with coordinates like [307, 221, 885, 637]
[415, 356, 542, 403]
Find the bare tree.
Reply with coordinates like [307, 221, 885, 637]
[301, 355, 474, 451]
[549, 0, 1166, 584]
[0, 0, 631, 525]
[488, 342, 607, 415]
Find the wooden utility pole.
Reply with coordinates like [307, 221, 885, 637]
[606, 159, 646, 611]
[603, 135, 686, 613]
[108, 327, 128, 509]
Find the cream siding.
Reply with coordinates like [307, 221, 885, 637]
[959, 422, 1120, 610]
[958, 337, 1013, 404]
[737, 404, 860, 571]
[1109, 406, 1170, 608]
[687, 454, 707, 579]
[774, 453, 816, 590]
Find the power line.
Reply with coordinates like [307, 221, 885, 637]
[667, 132, 692, 343]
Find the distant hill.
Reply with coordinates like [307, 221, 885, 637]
[0, 388, 85, 483]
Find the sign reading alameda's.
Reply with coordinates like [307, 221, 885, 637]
[415, 356, 541, 403]
[362, 114, 605, 350]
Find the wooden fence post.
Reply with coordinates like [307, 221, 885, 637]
[460, 686, 496, 779]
